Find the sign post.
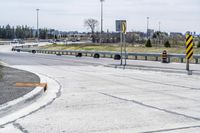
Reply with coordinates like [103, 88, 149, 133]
[120, 31, 123, 65]
[116, 20, 127, 66]
[186, 34, 193, 71]
[122, 21, 127, 66]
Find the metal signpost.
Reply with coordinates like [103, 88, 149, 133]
[116, 20, 127, 66]
[186, 34, 193, 73]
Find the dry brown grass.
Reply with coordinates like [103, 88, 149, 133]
[39, 43, 200, 54]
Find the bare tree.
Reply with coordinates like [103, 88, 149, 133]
[84, 19, 99, 43]
[84, 19, 99, 34]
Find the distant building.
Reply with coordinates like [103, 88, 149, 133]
[128, 31, 146, 40]
[147, 29, 154, 38]
[170, 32, 183, 37]
[170, 32, 185, 41]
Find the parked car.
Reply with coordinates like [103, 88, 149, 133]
[11, 39, 25, 44]
[11, 39, 19, 44]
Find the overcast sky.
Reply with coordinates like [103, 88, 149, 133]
[0, 0, 199, 33]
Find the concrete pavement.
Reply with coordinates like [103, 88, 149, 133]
[0, 48, 200, 132]
[3, 65, 200, 133]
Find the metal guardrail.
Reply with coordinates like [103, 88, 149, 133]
[0, 41, 10, 45]
[12, 47, 200, 64]
[12, 44, 38, 49]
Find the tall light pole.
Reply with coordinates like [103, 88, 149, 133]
[159, 21, 161, 32]
[147, 17, 149, 39]
[100, 0, 104, 33]
[100, 0, 104, 43]
[158, 21, 161, 44]
[36, 9, 40, 42]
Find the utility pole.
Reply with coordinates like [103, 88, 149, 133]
[100, 0, 104, 43]
[36, 9, 40, 43]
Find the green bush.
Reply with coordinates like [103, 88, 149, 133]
[164, 41, 171, 48]
[145, 39, 152, 47]
[197, 42, 200, 48]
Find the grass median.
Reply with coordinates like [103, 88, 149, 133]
[39, 43, 200, 54]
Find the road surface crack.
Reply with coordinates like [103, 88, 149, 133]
[141, 125, 200, 133]
[99, 92, 200, 121]
[13, 122, 29, 133]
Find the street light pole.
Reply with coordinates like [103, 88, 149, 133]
[159, 21, 161, 32]
[158, 21, 161, 44]
[147, 17, 149, 39]
[36, 9, 40, 43]
[100, 0, 104, 43]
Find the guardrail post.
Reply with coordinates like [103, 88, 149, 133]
[181, 58, 184, 63]
[168, 57, 171, 63]
[135, 56, 137, 60]
[145, 56, 147, 60]
[195, 58, 198, 64]
[155, 57, 158, 61]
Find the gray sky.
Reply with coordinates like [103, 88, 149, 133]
[0, 0, 199, 33]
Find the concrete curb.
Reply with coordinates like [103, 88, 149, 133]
[0, 61, 9, 67]
[0, 62, 45, 117]
[106, 65, 200, 75]
[0, 86, 44, 117]
[0, 66, 61, 126]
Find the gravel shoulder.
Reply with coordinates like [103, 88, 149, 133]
[0, 65, 40, 105]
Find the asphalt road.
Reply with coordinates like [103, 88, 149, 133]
[1, 47, 200, 133]
[0, 66, 40, 105]
[0, 52, 118, 66]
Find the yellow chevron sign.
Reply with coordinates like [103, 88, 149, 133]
[121, 21, 127, 34]
[186, 34, 193, 60]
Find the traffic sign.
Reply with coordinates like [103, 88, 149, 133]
[116, 20, 121, 32]
[186, 34, 193, 60]
[115, 20, 127, 66]
[121, 21, 127, 34]
[115, 20, 127, 33]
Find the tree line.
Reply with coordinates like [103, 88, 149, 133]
[0, 24, 55, 39]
